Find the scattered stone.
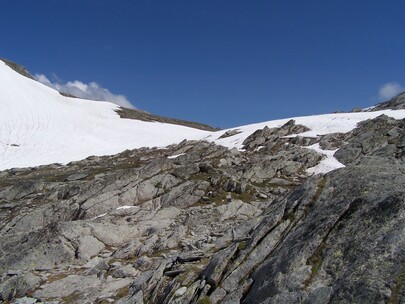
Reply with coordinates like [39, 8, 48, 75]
[83, 256, 104, 269]
[12, 297, 38, 304]
[113, 240, 143, 259]
[257, 193, 267, 199]
[216, 200, 260, 221]
[77, 235, 105, 260]
[210, 287, 227, 303]
[164, 269, 185, 277]
[202, 244, 238, 287]
[111, 264, 139, 278]
[177, 252, 204, 263]
[65, 171, 89, 181]
[0, 273, 41, 301]
[129, 271, 154, 294]
[134, 256, 153, 272]
[174, 286, 187, 297]
[218, 129, 242, 139]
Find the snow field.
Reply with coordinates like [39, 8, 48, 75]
[2, 59, 405, 174]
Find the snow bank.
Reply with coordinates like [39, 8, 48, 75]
[0, 61, 210, 170]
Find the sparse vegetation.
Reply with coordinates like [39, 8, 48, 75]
[287, 211, 296, 222]
[197, 296, 212, 304]
[238, 241, 247, 251]
[60, 291, 81, 303]
[389, 259, 405, 304]
[303, 241, 327, 288]
[114, 285, 130, 299]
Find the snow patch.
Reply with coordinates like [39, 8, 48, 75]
[116, 206, 136, 210]
[211, 110, 405, 150]
[167, 153, 186, 159]
[363, 105, 376, 111]
[92, 213, 107, 220]
[305, 144, 345, 175]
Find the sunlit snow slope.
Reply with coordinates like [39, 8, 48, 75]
[2, 59, 405, 173]
[0, 61, 211, 170]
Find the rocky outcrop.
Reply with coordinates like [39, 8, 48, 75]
[116, 107, 219, 132]
[243, 164, 405, 303]
[0, 58, 34, 80]
[335, 114, 405, 166]
[373, 92, 405, 111]
[0, 116, 404, 303]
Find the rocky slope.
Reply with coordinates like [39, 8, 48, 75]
[1, 102, 405, 304]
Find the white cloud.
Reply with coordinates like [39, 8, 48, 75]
[378, 82, 404, 101]
[34, 74, 135, 109]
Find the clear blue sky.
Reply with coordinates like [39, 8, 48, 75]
[1, 1, 404, 128]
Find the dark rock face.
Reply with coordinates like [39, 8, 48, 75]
[373, 92, 405, 110]
[0, 58, 34, 80]
[0, 117, 404, 303]
[244, 164, 405, 304]
[116, 107, 219, 131]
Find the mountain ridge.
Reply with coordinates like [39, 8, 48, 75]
[0, 59, 405, 303]
[2, 58, 405, 172]
[0, 58, 219, 131]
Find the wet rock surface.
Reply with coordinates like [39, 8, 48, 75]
[0, 117, 404, 303]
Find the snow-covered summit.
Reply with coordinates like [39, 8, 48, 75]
[1, 59, 405, 172]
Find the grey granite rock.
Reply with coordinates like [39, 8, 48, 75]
[0, 113, 404, 303]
